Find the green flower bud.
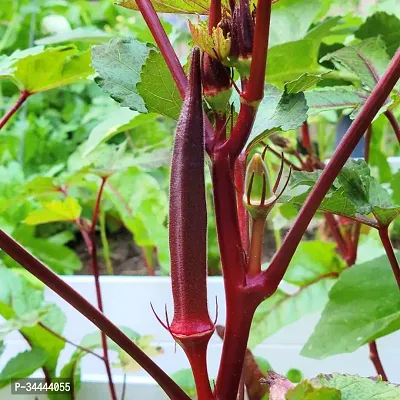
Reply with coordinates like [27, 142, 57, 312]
[244, 153, 276, 217]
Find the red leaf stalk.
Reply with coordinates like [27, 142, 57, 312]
[0, 230, 190, 400]
[258, 49, 400, 296]
[378, 226, 400, 289]
[169, 48, 214, 399]
[0, 91, 30, 131]
[385, 110, 400, 145]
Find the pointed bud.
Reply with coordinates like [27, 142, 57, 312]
[244, 154, 276, 217]
[201, 52, 232, 114]
[229, 0, 254, 77]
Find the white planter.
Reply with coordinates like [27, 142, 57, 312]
[1, 276, 399, 400]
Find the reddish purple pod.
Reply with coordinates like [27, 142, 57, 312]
[169, 48, 214, 339]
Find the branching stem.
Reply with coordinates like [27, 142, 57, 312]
[369, 341, 388, 381]
[385, 110, 400, 145]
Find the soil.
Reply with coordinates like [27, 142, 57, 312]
[73, 230, 154, 276]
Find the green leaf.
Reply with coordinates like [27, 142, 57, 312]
[23, 197, 82, 225]
[301, 254, 400, 359]
[268, 0, 321, 47]
[20, 237, 82, 274]
[267, 40, 323, 85]
[245, 85, 308, 150]
[285, 73, 325, 94]
[285, 381, 341, 400]
[284, 241, 344, 286]
[305, 86, 368, 117]
[249, 279, 334, 349]
[171, 369, 197, 398]
[84, 108, 157, 156]
[0, 268, 66, 377]
[113, 335, 164, 372]
[355, 12, 400, 57]
[92, 38, 150, 114]
[137, 49, 182, 120]
[35, 27, 113, 46]
[0, 46, 93, 93]
[117, 0, 237, 14]
[59, 327, 139, 397]
[311, 374, 400, 399]
[280, 159, 400, 225]
[321, 38, 391, 90]
[0, 348, 48, 389]
[0, 306, 53, 340]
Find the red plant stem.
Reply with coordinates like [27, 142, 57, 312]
[369, 341, 388, 381]
[134, 0, 186, 97]
[234, 153, 250, 253]
[215, 298, 258, 399]
[0, 230, 190, 400]
[248, 217, 266, 277]
[213, 155, 247, 290]
[245, 0, 273, 102]
[378, 226, 400, 289]
[301, 121, 312, 154]
[348, 222, 361, 265]
[39, 323, 104, 361]
[323, 213, 349, 262]
[385, 110, 400, 145]
[209, 0, 222, 32]
[0, 90, 30, 131]
[91, 177, 107, 234]
[220, 0, 273, 160]
[259, 50, 400, 296]
[182, 340, 214, 400]
[84, 177, 115, 400]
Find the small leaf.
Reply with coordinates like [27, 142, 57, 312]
[285, 73, 325, 94]
[35, 27, 113, 46]
[23, 197, 82, 225]
[301, 254, 400, 359]
[245, 85, 308, 150]
[311, 374, 400, 399]
[84, 108, 157, 156]
[285, 381, 341, 400]
[280, 159, 400, 225]
[0, 348, 48, 389]
[92, 38, 151, 114]
[137, 49, 182, 120]
[0, 46, 93, 93]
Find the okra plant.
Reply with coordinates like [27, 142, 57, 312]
[1, 0, 400, 399]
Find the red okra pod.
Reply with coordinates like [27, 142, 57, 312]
[169, 48, 214, 338]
